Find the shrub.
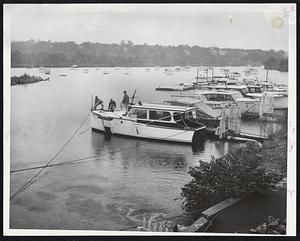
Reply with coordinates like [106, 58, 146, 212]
[180, 143, 283, 212]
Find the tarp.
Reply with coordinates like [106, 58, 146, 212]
[171, 97, 220, 118]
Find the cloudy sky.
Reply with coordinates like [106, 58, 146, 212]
[5, 4, 291, 51]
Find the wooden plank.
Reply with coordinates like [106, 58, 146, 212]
[202, 197, 242, 219]
[184, 217, 208, 232]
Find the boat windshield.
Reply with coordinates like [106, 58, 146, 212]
[230, 92, 244, 100]
[128, 108, 147, 119]
[240, 88, 249, 95]
[248, 87, 262, 93]
[149, 110, 171, 121]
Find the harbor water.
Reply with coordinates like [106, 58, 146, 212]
[10, 67, 287, 230]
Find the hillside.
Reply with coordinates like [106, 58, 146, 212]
[11, 40, 288, 71]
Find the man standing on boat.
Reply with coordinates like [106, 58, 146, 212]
[121, 90, 129, 112]
[108, 98, 117, 112]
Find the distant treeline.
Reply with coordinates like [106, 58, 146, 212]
[11, 40, 288, 71]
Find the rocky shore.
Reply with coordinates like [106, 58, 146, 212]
[11, 74, 49, 86]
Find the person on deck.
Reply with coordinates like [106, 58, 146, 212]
[108, 99, 117, 112]
[120, 90, 130, 112]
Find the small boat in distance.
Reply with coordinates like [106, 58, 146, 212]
[103, 70, 109, 75]
[164, 68, 173, 75]
[174, 66, 182, 72]
[91, 101, 206, 143]
[44, 68, 51, 74]
[156, 83, 194, 91]
[70, 65, 79, 69]
[84, 69, 89, 73]
[183, 66, 191, 71]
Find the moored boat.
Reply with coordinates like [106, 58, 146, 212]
[44, 68, 51, 74]
[170, 89, 274, 118]
[91, 102, 206, 143]
[156, 83, 194, 91]
[70, 65, 79, 69]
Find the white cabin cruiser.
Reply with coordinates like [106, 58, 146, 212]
[91, 103, 206, 143]
[171, 90, 274, 118]
[246, 85, 288, 109]
[195, 84, 286, 109]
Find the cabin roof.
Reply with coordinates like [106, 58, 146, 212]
[197, 90, 235, 95]
[130, 103, 196, 112]
[210, 85, 248, 89]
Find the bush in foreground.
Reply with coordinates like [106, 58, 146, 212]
[180, 143, 283, 212]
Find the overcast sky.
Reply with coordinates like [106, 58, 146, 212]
[5, 4, 291, 51]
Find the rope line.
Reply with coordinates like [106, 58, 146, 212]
[11, 126, 194, 174]
[10, 112, 90, 200]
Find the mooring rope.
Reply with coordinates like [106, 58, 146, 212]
[10, 112, 90, 200]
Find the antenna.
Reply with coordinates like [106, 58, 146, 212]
[131, 89, 137, 105]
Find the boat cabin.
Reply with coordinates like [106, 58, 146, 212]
[126, 104, 202, 130]
[247, 85, 264, 94]
[198, 85, 250, 97]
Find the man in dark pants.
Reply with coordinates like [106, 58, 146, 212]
[108, 99, 117, 112]
[121, 90, 129, 112]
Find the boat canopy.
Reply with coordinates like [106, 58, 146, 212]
[170, 97, 220, 118]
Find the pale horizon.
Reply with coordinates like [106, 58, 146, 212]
[5, 4, 290, 52]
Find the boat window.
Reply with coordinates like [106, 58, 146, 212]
[205, 94, 226, 101]
[241, 88, 249, 95]
[255, 87, 262, 93]
[185, 111, 193, 119]
[250, 87, 255, 93]
[128, 108, 147, 119]
[225, 94, 234, 101]
[149, 110, 171, 121]
[173, 112, 182, 122]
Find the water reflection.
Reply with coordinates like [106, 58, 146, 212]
[90, 132, 194, 171]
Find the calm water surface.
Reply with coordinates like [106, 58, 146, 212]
[10, 67, 287, 230]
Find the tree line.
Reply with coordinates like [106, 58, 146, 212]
[11, 40, 288, 71]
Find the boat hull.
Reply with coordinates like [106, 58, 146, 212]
[91, 111, 203, 143]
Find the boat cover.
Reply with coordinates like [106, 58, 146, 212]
[172, 97, 220, 118]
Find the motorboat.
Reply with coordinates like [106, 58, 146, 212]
[174, 66, 182, 72]
[226, 72, 241, 78]
[164, 68, 173, 75]
[246, 85, 288, 109]
[70, 65, 79, 69]
[84, 69, 89, 73]
[156, 83, 194, 91]
[103, 70, 109, 75]
[91, 102, 206, 143]
[44, 68, 51, 74]
[170, 89, 274, 118]
[183, 66, 191, 71]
